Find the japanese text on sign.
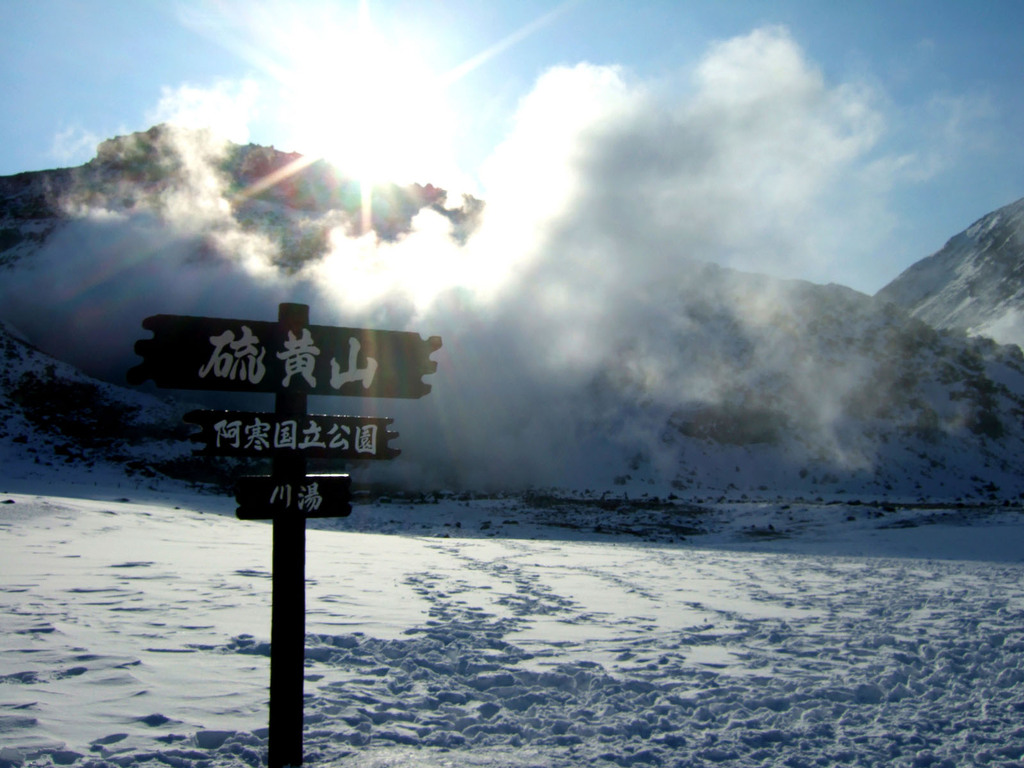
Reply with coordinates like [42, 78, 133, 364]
[183, 410, 400, 461]
[198, 326, 377, 391]
[214, 418, 377, 454]
[235, 473, 353, 520]
[129, 314, 439, 399]
[270, 481, 323, 513]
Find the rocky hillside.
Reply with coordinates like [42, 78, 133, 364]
[0, 124, 484, 272]
[877, 196, 1024, 347]
[578, 263, 1024, 501]
[0, 320, 239, 489]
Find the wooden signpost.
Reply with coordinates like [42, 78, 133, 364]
[129, 303, 440, 768]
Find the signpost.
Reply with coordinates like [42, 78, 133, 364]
[129, 303, 440, 768]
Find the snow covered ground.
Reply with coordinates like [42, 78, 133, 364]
[2, 474, 1024, 768]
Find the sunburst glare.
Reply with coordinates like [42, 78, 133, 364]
[282, 2, 457, 190]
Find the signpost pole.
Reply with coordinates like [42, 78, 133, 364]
[269, 303, 309, 768]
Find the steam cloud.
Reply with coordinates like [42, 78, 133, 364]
[1, 28, 919, 490]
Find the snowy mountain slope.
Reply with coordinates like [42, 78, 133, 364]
[877, 195, 1024, 346]
[3, 128, 1024, 500]
[0, 320, 236, 489]
[577, 263, 1024, 499]
[0, 167, 70, 267]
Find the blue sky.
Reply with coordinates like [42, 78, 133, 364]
[3, 0, 1024, 294]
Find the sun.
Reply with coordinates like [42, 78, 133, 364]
[278, 3, 457, 192]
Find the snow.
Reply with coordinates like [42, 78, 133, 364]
[877, 195, 1024, 349]
[3, 473, 1024, 768]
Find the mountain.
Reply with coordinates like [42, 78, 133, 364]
[876, 196, 1024, 347]
[0, 319, 216, 488]
[0, 124, 484, 273]
[3, 126, 1024, 501]
[580, 263, 1024, 500]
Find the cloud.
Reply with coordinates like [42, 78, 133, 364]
[538, 27, 885, 287]
[50, 125, 103, 167]
[147, 79, 259, 146]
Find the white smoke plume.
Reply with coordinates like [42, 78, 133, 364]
[1, 27, 932, 490]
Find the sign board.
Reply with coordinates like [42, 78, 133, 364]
[184, 410, 399, 460]
[128, 313, 442, 398]
[235, 474, 352, 520]
[128, 304, 439, 768]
